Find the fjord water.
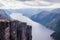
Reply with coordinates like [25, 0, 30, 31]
[10, 13, 54, 40]
[32, 22, 54, 40]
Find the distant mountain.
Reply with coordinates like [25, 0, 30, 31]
[31, 11, 51, 25]
[6, 9, 43, 17]
[31, 8, 60, 30]
[0, 9, 11, 20]
[6, 9, 51, 17]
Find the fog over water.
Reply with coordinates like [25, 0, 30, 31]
[10, 13, 54, 40]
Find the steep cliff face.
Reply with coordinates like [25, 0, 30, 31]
[0, 9, 32, 40]
[0, 20, 32, 40]
[10, 20, 32, 40]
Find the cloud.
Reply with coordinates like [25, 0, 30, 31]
[18, 0, 60, 3]
[0, 0, 60, 9]
[41, 0, 60, 3]
[23, 1, 52, 6]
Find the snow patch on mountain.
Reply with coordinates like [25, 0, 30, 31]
[10, 13, 54, 40]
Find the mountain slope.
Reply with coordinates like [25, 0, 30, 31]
[10, 13, 54, 40]
[31, 11, 51, 25]
[31, 8, 60, 30]
[0, 9, 11, 20]
[47, 17, 60, 31]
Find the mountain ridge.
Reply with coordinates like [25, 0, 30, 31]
[31, 8, 60, 31]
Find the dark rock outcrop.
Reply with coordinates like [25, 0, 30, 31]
[51, 31, 60, 40]
[0, 19, 32, 40]
[0, 9, 32, 40]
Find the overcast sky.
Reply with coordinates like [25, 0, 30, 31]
[0, 0, 60, 9]
[41, 0, 60, 3]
